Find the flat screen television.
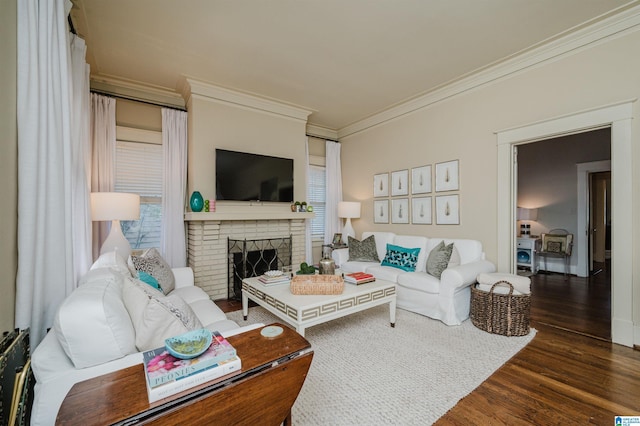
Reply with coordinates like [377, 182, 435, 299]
[215, 149, 294, 202]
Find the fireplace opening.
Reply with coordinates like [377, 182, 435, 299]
[227, 236, 292, 300]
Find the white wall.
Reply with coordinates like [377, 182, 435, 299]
[339, 29, 640, 341]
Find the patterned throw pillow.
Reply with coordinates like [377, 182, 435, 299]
[381, 244, 421, 272]
[123, 277, 202, 351]
[348, 235, 380, 262]
[426, 241, 455, 279]
[130, 248, 175, 294]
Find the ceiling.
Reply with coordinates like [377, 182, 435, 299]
[70, 0, 635, 131]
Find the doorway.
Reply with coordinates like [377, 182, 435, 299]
[496, 101, 635, 348]
[589, 171, 610, 275]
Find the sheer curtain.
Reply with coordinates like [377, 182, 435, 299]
[161, 108, 188, 267]
[324, 141, 343, 244]
[16, 0, 91, 346]
[90, 93, 116, 259]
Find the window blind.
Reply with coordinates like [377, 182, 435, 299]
[308, 165, 326, 237]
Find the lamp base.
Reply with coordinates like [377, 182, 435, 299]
[342, 218, 355, 244]
[100, 220, 133, 258]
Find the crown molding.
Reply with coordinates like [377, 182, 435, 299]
[181, 77, 312, 122]
[90, 75, 185, 109]
[338, 4, 640, 139]
[306, 124, 339, 140]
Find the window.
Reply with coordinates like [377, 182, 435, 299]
[115, 138, 162, 249]
[308, 165, 326, 238]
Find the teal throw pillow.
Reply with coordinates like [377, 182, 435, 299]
[138, 271, 161, 290]
[348, 235, 380, 262]
[426, 241, 455, 279]
[381, 244, 420, 272]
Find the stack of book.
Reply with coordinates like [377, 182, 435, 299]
[143, 330, 241, 403]
[257, 274, 291, 286]
[343, 272, 375, 285]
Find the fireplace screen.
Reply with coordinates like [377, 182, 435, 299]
[227, 236, 292, 300]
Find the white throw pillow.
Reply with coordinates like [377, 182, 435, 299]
[54, 270, 137, 368]
[448, 245, 461, 268]
[122, 277, 202, 351]
[90, 249, 132, 277]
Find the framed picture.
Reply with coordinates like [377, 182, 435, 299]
[373, 173, 389, 197]
[373, 200, 389, 223]
[391, 170, 409, 196]
[435, 160, 459, 192]
[332, 233, 343, 245]
[435, 195, 460, 225]
[411, 165, 432, 194]
[391, 198, 409, 224]
[411, 197, 432, 224]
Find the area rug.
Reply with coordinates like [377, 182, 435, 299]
[227, 306, 536, 425]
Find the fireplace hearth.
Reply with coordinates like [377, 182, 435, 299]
[227, 236, 292, 300]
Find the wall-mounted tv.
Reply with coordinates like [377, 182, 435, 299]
[215, 149, 294, 202]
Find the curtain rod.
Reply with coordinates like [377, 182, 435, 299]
[306, 134, 339, 143]
[90, 89, 187, 112]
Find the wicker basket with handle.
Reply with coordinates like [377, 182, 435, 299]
[290, 274, 344, 295]
[470, 280, 531, 336]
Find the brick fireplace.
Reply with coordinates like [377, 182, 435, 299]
[185, 210, 313, 300]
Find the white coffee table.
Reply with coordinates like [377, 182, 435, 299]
[241, 276, 396, 336]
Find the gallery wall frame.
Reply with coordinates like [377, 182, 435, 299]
[435, 160, 459, 192]
[435, 195, 459, 225]
[391, 170, 409, 196]
[411, 165, 432, 194]
[391, 198, 409, 224]
[374, 200, 389, 223]
[373, 173, 389, 197]
[411, 197, 432, 224]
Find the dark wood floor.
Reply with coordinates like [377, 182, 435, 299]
[438, 265, 640, 424]
[218, 267, 640, 423]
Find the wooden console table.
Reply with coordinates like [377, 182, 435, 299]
[56, 324, 313, 425]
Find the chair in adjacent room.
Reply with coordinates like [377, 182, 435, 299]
[539, 229, 573, 278]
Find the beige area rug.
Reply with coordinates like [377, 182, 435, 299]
[227, 306, 536, 425]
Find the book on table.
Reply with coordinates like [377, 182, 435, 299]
[145, 356, 242, 403]
[143, 330, 237, 389]
[257, 275, 291, 285]
[343, 272, 375, 285]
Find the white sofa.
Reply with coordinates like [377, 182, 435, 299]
[30, 251, 262, 426]
[333, 232, 495, 326]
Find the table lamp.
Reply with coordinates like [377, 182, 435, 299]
[338, 201, 361, 244]
[517, 207, 538, 237]
[91, 192, 140, 258]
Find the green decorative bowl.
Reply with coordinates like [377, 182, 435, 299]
[165, 329, 212, 359]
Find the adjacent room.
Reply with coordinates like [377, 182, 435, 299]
[2, 0, 639, 425]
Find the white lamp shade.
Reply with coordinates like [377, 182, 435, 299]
[91, 192, 140, 221]
[516, 207, 538, 221]
[338, 201, 361, 219]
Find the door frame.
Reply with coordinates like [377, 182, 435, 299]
[496, 100, 634, 347]
[576, 160, 611, 277]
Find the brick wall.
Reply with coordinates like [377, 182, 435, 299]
[187, 219, 307, 300]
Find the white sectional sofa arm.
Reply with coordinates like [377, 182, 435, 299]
[332, 248, 350, 267]
[440, 260, 496, 296]
[172, 266, 195, 288]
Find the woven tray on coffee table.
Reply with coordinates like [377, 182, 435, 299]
[290, 274, 344, 295]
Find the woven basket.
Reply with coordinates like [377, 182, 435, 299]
[290, 274, 344, 295]
[470, 281, 531, 336]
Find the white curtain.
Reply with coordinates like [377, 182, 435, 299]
[16, 0, 91, 346]
[161, 108, 188, 267]
[304, 137, 313, 263]
[90, 94, 116, 259]
[324, 141, 343, 244]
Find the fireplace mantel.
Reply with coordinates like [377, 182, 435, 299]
[185, 211, 314, 221]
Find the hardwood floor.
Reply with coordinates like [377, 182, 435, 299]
[218, 268, 640, 423]
[438, 266, 640, 424]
